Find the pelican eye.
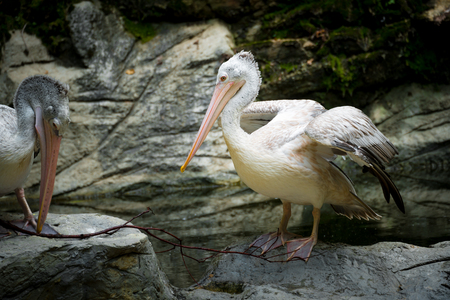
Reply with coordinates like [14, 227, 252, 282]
[50, 118, 61, 131]
[220, 75, 227, 82]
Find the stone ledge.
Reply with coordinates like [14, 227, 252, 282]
[179, 241, 450, 300]
[0, 213, 175, 300]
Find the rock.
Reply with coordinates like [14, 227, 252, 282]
[335, 83, 450, 211]
[0, 1, 449, 295]
[0, 30, 57, 105]
[178, 241, 450, 299]
[0, 2, 237, 199]
[422, 0, 450, 23]
[368, 84, 450, 185]
[0, 73, 15, 106]
[0, 213, 176, 300]
[1, 30, 54, 71]
[0, 2, 448, 228]
[103, 0, 262, 22]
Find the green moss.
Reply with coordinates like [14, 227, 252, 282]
[261, 61, 278, 83]
[280, 63, 297, 73]
[330, 26, 371, 40]
[237, 40, 273, 49]
[122, 17, 156, 43]
[323, 54, 358, 96]
[104, 0, 187, 22]
[261, 2, 315, 34]
[262, 62, 272, 73]
[404, 35, 438, 78]
[327, 26, 373, 51]
[316, 45, 331, 57]
[373, 19, 410, 48]
[272, 29, 289, 39]
[299, 19, 316, 33]
[257, 0, 429, 43]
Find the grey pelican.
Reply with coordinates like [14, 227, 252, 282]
[181, 51, 404, 261]
[0, 75, 69, 234]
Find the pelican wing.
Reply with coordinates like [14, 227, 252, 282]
[241, 100, 326, 145]
[0, 106, 18, 162]
[304, 106, 404, 213]
[240, 101, 281, 134]
[0, 106, 18, 146]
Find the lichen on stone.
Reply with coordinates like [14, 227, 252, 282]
[122, 17, 156, 43]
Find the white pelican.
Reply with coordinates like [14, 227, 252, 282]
[181, 51, 404, 261]
[0, 75, 69, 234]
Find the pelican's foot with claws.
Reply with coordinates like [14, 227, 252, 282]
[286, 236, 317, 262]
[10, 218, 59, 235]
[250, 231, 300, 254]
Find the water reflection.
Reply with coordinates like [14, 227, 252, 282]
[1, 178, 449, 288]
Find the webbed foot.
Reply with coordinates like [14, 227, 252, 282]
[250, 230, 300, 254]
[286, 236, 316, 261]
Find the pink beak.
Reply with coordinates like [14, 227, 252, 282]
[34, 107, 62, 233]
[181, 79, 245, 172]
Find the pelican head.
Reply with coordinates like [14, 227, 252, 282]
[14, 75, 70, 233]
[181, 51, 261, 172]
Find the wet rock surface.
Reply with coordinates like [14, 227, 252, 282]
[1, 212, 449, 299]
[179, 241, 450, 300]
[0, 213, 175, 300]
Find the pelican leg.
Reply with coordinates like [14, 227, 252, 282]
[250, 201, 300, 254]
[286, 207, 321, 262]
[0, 188, 36, 235]
[10, 188, 58, 235]
[14, 188, 37, 229]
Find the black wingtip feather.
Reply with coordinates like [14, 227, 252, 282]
[363, 165, 391, 204]
[370, 164, 405, 214]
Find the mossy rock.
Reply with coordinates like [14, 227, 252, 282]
[372, 19, 411, 49]
[236, 38, 313, 64]
[122, 17, 156, 43]
[321, 49, 406, 96]
[328, 26, 373, 54]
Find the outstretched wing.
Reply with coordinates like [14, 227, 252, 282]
[241, 100, 326, 149]
[305, 106, 404, 213]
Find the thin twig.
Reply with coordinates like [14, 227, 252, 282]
[21, 23, 30, 57]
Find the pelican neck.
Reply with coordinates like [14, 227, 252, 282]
[12, 97, 37, 159]
[220, 99, 253, 152]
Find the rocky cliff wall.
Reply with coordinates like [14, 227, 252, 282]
[0, 0, 448, 203]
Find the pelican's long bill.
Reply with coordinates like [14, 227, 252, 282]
[35, 107, 63, 233]
[181, 79, 245, 172]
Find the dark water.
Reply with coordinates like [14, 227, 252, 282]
[1, 179, 449, 288]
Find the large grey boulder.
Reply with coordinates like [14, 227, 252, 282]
[0, 1, 237, 200]
[178, 241, 450, 300]
[0, 213, 175, 300]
